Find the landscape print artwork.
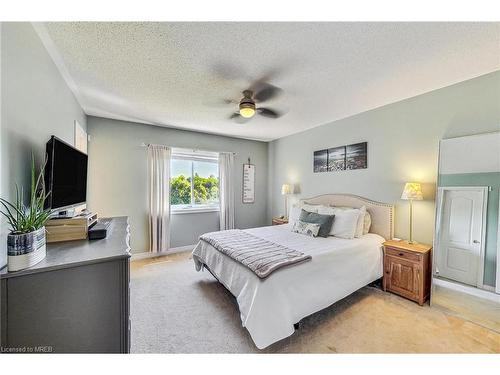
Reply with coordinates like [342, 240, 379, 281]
[313, 149, 328, 172]
[327, 146, 346, 171]
[346, 142, 368, 170]
[313, 142, 367, 173]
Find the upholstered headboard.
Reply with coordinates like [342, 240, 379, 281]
[298, 194, 394, 240]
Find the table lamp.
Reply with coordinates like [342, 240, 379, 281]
[401, 182, 423, 244]
[281, 184, 292, 218]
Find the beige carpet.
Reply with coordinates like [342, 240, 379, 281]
[130, 252, 500, 353]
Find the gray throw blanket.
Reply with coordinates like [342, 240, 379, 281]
[199, 229, 311, 278]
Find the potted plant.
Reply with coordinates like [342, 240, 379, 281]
[0, 155, 51, 272]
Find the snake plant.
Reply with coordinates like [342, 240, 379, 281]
[0, 154, 51, 234]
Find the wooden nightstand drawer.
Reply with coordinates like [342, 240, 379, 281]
[385, 247, 421, 262]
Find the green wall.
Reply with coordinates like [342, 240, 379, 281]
[268, 71, 500, 246]
[438, 172, 499, 287]
[87, 116, 269, 253]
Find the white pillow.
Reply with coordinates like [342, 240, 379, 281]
[288, 205, 302, 225]
[289, 203, 320, 225]
[299, 203, 320, 213]
[319, 206, 359, 239]
[317, 205, 335, 216]
[363, 211, 372, 235]
[329, 205, 364, 238]
[354, 206, 366, 238]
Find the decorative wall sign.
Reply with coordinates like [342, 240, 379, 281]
[242, 163, 255, 204]
[313, 142, 367, 173]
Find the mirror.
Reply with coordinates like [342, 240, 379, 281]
[431, 132, 500, 333]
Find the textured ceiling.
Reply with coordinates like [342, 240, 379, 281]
[39, 22, 500, 141]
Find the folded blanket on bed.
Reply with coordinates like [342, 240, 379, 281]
[198, 229, 311, 278]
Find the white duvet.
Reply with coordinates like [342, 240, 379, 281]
[192, 224, 384, 349]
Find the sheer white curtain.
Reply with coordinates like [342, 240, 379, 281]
[147, 144, 171, 253]
[219, 152, 235, 230]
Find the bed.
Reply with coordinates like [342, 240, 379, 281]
[192, 194, 394, 349]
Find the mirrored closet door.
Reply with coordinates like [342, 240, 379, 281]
[432, 131, 500, 333]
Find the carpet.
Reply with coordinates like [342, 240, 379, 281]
[130, 251, 500, 353]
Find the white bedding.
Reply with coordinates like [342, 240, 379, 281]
[192, 224, 384, 349]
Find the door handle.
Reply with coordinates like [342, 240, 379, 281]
[473, 240, 480, 244]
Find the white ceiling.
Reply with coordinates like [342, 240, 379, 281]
[38, 22, 500, 141]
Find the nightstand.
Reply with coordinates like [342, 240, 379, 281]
[272, 217, 289, 225]
[382, 240, 432, 306]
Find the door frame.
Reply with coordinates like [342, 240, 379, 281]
[435, 186, 488, 289]
[496, 193, 500, 294]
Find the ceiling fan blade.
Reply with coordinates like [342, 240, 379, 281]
[253, 83, 283, 102]
[212, 62, 245, 81]
[204, 98, 237, 107]
[257, 108, 282, 118]
[229, 112, 250, 124]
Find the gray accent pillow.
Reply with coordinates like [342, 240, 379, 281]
[299, 209, 335, 238]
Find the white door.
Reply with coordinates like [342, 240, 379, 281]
[436, 187, 487, 287]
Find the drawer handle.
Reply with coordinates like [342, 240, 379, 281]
[399, 252, 404, 256]
[385, 271, 390, 274]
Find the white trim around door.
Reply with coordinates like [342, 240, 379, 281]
[496, 191, 500, 294]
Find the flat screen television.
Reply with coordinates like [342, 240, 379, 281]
[45, 136, 88, 211]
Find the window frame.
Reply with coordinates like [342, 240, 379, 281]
[170, 149, 220, 214]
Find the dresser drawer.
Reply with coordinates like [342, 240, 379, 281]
[385, 247, 421, 262]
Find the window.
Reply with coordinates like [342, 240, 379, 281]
[170, 149, 219, 212]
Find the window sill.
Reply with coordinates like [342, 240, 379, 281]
[171, 207, 220, 215]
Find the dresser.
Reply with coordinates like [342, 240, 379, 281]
[382, 240, 432, 306]
[0, 217, 131, 353]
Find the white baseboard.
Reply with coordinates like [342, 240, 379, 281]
[433, 277, 500, 303]
[481, 284, 496, 292]
[131, 244, 196, 261]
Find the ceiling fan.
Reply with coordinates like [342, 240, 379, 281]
[224, 84, 285, 123]
[207, 64, 287, 123]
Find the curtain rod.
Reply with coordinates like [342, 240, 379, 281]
[140, 143, 237, 155]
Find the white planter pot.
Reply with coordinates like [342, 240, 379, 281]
[7, 227, 47, 272]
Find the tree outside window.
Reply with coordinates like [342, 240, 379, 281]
[170, 157, 219, 209]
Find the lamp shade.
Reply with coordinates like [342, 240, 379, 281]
[281, 184, 292, 195]
[401, 182, 423, 200]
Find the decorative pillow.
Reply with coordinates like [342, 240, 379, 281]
[299, 209, 335, 238]
[363, 211, 372, 235]
[291, 220, 321, 237]
[327, 208, 360, 239]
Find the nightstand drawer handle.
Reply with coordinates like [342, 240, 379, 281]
[386, 271, 390, 274]
[399, 252, 404, 256]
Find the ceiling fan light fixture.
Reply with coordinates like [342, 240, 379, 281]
[239, 102, 256, 118]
